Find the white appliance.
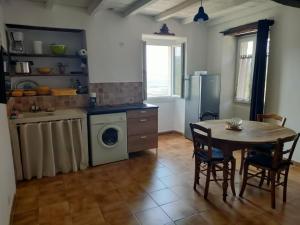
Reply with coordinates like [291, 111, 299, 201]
[89, 112, 128, 166]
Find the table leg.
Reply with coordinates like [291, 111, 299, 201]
[223, 160, 229, 201]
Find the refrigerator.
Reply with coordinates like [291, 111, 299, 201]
[184, 73, 220, 140]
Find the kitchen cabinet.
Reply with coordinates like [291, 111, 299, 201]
[127, 108, 158, 153]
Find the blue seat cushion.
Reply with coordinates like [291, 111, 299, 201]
[246, 154, 290, 169]
[195, 148, 224, 161]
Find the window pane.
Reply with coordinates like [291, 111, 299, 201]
[146, 45, 171, 97]
[173, 46, 183, 96]
[235, 39, 255, 102]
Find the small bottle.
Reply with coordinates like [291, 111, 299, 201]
[89, 92, 97, 108]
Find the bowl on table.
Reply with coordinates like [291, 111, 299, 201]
[226, 118, 243, 131]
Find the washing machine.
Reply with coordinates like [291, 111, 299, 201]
[89, 112, 128, 166]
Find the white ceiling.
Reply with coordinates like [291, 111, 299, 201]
[26, 0, 278, 24]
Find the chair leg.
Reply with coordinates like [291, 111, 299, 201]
[283, 168, 290, 203]
[277, 171, 281, 183]
[230, 159, 236, 196]
[194, 158, 200, 190]
[239, 149, 245, 175]
[259, 169, 266, 187]
[239, 162, 249, 197]
[270, 171, 276, 209]
[267, 170, 271, 186]
[204, 163, 211, 200]
[212, 165, 217, 181]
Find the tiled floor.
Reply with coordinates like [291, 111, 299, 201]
[12, 133, 300, 225]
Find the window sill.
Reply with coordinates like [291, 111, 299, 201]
[146, 96, 181, 103]
[233, 99, 251, 105]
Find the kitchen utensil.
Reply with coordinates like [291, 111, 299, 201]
[11, 90, 24, 97]
[23, 90, 37, 96]
[33, 41, 43, 54]
[49, 44, 67, 55]
[37, 67, 52, 74]
[36, 86, 50, 95]
[57, 63, 68, 74]
[13, 61, 33, 74]
[51, 88, 77, 96]
[78, 49, 87, 57]
[15, 80, 39, 89]
[10, 32, 24, 53]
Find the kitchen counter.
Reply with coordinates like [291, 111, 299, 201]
[86, 103, 158, 115]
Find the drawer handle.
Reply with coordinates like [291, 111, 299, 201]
[140, 136, 147, 139]
[140, 110, 147, 114]
[139, 119, 148, 122]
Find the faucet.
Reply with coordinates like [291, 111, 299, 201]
[30, 103, 41, 112]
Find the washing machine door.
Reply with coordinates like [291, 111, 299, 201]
[97, 125, 123, 149]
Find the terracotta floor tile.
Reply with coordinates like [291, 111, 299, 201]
[72, 208, 106, 225]
[38, 202, 70, 224]
[15, 196, 38, 214]
[13, 210, 38, 225]
[12, 134, 300, 225]
[126, 195, 158, 213]
[135, 207, 172, 225]
[161, 200, 197, 221]
[149, 188, 179, 205]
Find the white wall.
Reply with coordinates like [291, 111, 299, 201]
[265, 6, 300, 161]
[0, 5, 16, 225]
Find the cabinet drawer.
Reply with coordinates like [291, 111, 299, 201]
[127, 108, 157, 119]
[128, 134, 158, 153]
[127, 116, 158, 136]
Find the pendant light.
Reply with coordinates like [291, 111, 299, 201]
[194, 0, 209, 22]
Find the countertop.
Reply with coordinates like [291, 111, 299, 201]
[86, 103, 158, 115]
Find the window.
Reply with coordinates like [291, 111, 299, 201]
[146, 43, 185, 98]
[234, 35, 256, 103]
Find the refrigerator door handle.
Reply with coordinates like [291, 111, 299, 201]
[184, 76, 191, 99]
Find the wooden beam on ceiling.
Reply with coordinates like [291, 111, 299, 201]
[88, 0, 106, 16]
[122, 0, 159, 17]
[155, 0, 201, 22]
[45, 0, 55, 9]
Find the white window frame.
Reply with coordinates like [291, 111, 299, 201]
[234, 34, 257, 104]
[142, 34, 187, 100]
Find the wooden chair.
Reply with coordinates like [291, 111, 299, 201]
[239, 133, 299, 209]
[200, 112, 219, 121]
[190, 123, 236, 199]
[239, 113, 287, 175]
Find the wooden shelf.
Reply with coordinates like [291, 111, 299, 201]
[9, 73, 88, 77]
[10, 53, 81, 59]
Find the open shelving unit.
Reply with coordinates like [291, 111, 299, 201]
[5, 24, 89, 98]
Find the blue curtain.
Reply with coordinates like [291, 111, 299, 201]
[249, 19, 274, 121]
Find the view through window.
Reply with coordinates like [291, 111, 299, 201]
[146, 44, 184, 98]
[235, 35, 256, 103]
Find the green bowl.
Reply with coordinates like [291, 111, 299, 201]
[49, 45, 67, 55]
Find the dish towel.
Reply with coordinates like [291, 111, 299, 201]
[19, 119, 88, 180]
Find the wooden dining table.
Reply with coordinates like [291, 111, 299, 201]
[195, 119, 297, 201]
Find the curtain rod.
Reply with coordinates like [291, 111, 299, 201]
[221, 20, 274, 36]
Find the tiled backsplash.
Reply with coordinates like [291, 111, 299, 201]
[6, 82, 143, 114]
[89, 82, 143, 106]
